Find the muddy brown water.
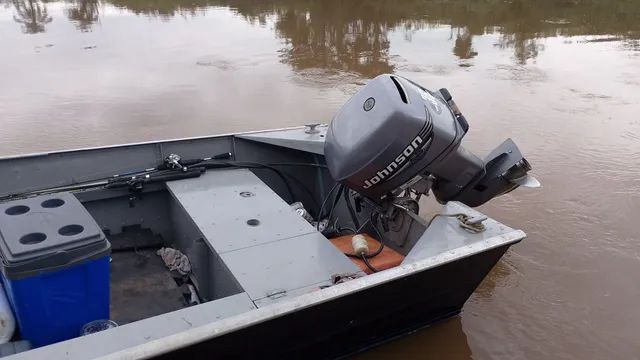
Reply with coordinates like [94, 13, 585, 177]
[1, 0, 640, 358]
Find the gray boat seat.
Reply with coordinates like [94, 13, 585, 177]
[166, 169, 360, 306]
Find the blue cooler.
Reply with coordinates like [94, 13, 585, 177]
[0, 193, 110, 347]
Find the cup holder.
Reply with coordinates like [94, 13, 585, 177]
[41, 199, 65, 208]
[59, 225, 84, 236]
[5, 205, 30, 216]
[20, 233, 47, 245]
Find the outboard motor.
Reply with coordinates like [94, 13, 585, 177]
[324, 74, 538, 207]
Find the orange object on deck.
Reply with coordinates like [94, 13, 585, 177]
[329, 234, 405, 274]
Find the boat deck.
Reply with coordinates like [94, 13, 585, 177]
[108, 228, 189, 325]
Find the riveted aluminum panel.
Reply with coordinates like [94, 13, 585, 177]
[236, 125, 328, 155]
[166, 169, 316, 253]
[220, 232, 361, 302]
[403, 201, 522, 263]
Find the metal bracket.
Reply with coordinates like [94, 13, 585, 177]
[165, 153, 183, 170]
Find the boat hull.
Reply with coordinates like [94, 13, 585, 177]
[155, 243, 513, 359]
[0, 127, 525, 360]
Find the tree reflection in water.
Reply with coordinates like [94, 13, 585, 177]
[270, 1, 398, 75]
[66, 0, 99, 31]
[11, 0, 52, 34]
[4, 0, 640, 69]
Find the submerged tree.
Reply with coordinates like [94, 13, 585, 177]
[12, 0, 52, 34]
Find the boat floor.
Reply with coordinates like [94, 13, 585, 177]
[108, 228, 189, 325]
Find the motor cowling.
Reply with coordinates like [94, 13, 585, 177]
[324, 74, 537, 207]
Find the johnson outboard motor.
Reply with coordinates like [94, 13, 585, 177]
[324, 74, 538, 208]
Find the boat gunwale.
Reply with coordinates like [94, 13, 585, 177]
[0, 125, 316, 161]
[94, 229, 525, 360]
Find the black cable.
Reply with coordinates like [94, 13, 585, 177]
[368, 212, 387, 249]
[278, 170, 320, 209]
[106, 168, 205, 189]
[271, 164, 328, 208]
[316, 183, 340, 230]
[344, 212, 385, 260]
[361, 254, 379, 273]
[207, 160, 320, 208]
[326, 184, 344, 229]
[235, 162, 295, 203]
[1, 159, 325, 202]
[202, 161, 296, 204]
[267, 163, 328, 169]
[338, 227, 357, 235]
[343, 188, 361, 229]
[182, 160, 329, 206]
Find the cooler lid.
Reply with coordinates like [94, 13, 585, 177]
[0, 192, 109, 278]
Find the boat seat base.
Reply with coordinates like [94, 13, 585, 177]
[166, 169, 361, 305]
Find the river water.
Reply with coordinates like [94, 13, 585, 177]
[1, 0, 639, 358]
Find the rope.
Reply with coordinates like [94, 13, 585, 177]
[426, 213, 486, 234]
